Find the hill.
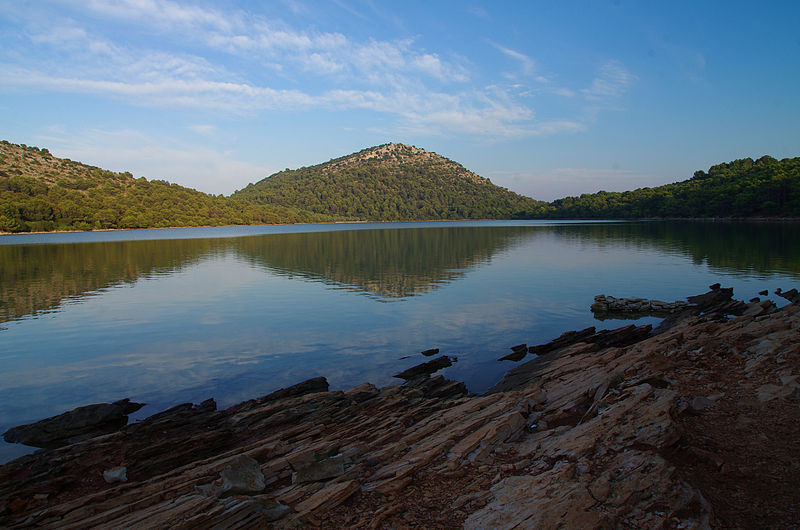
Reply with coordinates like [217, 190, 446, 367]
[0, 141, 333, 233]
[231, 143, 547, 220]
[542, 155, 800, 218]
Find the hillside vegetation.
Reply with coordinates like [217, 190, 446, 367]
[1, 138, 797, 234]
[0, 141, 333, 233]
[542, 155, 800, 218]
[232, 143, 547, 220]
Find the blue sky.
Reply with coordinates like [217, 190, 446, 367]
[1, 1, 798, 200]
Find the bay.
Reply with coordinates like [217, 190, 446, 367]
[1, 220, 799, 462]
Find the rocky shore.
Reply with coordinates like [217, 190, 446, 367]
[1, 287, 798, 528]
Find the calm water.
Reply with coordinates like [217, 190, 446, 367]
[1, 220, 799, 462]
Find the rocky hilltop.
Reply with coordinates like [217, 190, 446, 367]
[1, 287, 798, 528]
[231, 143, 545, 220]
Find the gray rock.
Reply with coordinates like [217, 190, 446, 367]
[103, 466, 128, 484]
[688, 396, 714, 413]
[214, 455, 266, 497]
[3, 398, 145, 448]
[293, 454, 345, 483]
[393, 356, 454, 380]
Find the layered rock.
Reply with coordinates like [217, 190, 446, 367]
[0, 288, 798, 528]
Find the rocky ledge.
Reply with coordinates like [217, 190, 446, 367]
[1, 287, 798, 528]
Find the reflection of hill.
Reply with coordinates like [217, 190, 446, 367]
[3, 221, 797, 324]
[553, 221, 800, 278]
[231, 226, 534, 299]
[0, 239, 224, 324]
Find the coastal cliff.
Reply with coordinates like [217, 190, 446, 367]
[1, 288, 798, 528]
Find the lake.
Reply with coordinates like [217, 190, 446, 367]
[1, 220, 799, 462]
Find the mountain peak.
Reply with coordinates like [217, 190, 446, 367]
[232, 143, 543, 220]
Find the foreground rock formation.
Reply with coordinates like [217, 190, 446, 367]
[1, 288, 798, 528]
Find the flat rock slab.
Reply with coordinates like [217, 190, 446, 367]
[393, 356, 454, 380]
[3, 398, 144, 448]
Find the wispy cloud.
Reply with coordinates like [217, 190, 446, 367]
[581, 60, 637, 100]
[490, 41, 536, 77]
[36, 128, 269, 194]
[0, 1, 636, 140]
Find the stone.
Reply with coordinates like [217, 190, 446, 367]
[498, 349, 527, 362]
[212, 455, 266, 497]
[392, 356, 453, 380]
[345, 383, 379, 403]
[293, 480, 361, 515]
[688, 396, 714, 413]
[2, 398, 145, 448]
[777, 288, 800, 303]
[293, 454, 345, 484]
[421, 348, 439, 356]
[103, 466, 128, 484]
[529, 327, 596, 355]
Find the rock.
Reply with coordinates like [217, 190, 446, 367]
[103, 466, 128, 484]
[257, 377, 329, 402]
[498, 351, 526, 362]
[209, 455, 266, 498]
[709, 283, 721, 291]
[393, 356, 454, 380]
[293, 454, 345, 484]
[498, 346, 527, 362]
[759, 290, 769, 296]
[777, 288, 799, 303]
[293, 480, 361, 516]
[688, 396, 714, 413]
[345, 382, 379, 403]
[589, 324, 652, 349]
[421, 348, 439, 356]
[529, 327, 596, 355]
[2, 398, 145, 448]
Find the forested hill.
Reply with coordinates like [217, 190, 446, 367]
[231, 143, 547, 220]
[542, 156, 800, 218]
[0, 141, 333, 233]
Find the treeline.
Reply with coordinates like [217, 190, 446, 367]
[541, 156, 800, 218]
[2, 138, 798, 234]
[0, 141, 333, 233]
[232, 145, 546, 220]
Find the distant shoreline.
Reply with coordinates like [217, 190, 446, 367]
[2, 216, 799, 237]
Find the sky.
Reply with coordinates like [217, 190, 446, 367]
[1, 1, 798, 201]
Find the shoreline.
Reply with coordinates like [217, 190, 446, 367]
[3, 216, 800, 237]
[1, 287, 798, 527]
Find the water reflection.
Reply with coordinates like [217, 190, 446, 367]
[231, 226, 533, 300]
[2, 221, 799, 324]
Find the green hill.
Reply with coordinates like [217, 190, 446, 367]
[231, 143, 547, 220]
[542, 156, 800, 218]
[0, 141, 333, 233]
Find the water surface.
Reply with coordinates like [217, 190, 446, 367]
[1, 220, 799, 462]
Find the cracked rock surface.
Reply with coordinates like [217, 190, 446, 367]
[1, 289, 798, 528]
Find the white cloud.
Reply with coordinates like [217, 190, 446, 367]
[581, 60, 637, 100]
[0, 2, 636, 140]
[189, 124, 216, 135]
[36, 128, 269, 194]
[489, 167, 662, 202]
[490, 41, 536, 77]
